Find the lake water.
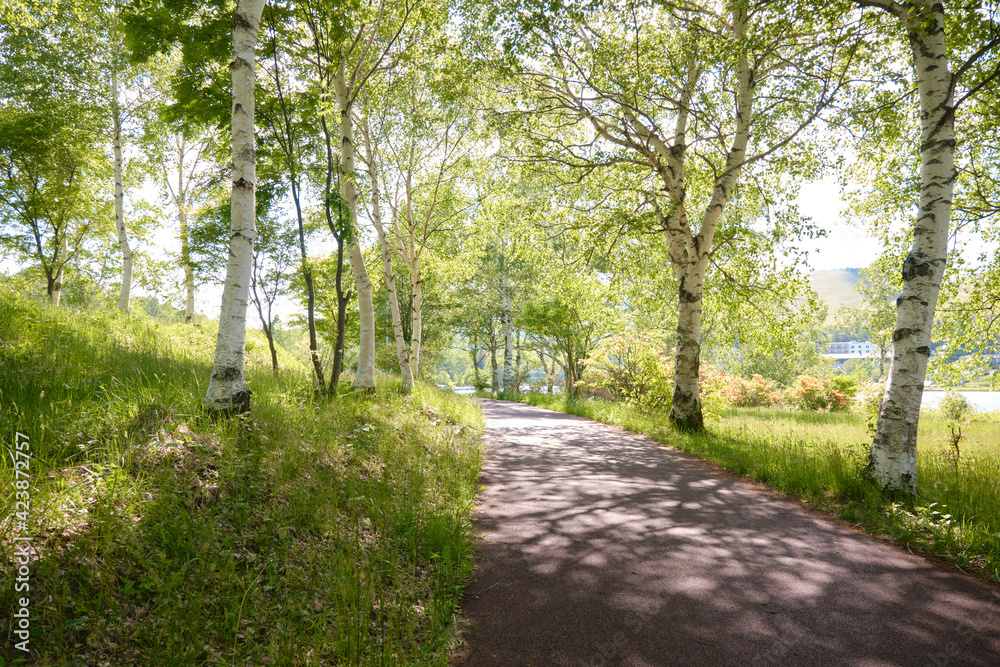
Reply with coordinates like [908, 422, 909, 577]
[921, 391, 1000, 413]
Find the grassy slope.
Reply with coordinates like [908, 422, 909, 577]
[810, 268, 862, 314]
[518, 393, 1000, 583]
[0, 292, 483, 666]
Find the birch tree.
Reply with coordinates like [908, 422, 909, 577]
[359, 109, 414, 391]
[204, 0, 267, 413]
[159, 132, 217, 323]
[495, 0, 861, 429]
[297, 0, 424, 392]
[372, 60, 476, 383]
[850, 0, 1000, 491]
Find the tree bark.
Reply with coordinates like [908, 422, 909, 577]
[489, 328, 500, 393]
[408, 262, 423, 381]
[111, 67, 132, 314]
[330, 236, 352, 392]
[167, 136, 197, 324]
[501, 269, 513, 391]
[250, 268, 279, 374]
[204, 0, 266, 413]
[180, 202, 195, 323]
[865, 0, 955, 493]
[334, 57, 376, 392]
[470, 345, 481, 387]
[52, 235, 68, 307]
[361, 115, 413, 391]
[663, 16, 751, 431]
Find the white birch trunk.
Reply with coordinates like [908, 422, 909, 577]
[177, 143, 196, 324]
[52, 235, 68, 307]
[180, 206, 195, 323]
[501, 270, 513, 391]
[665, 15, 751, 430]
[867, 0, 954, 493]
[334, 58, 376, 391]
[167, 136, 197, 323]
[361, 116, 413, 391]
[408, 262, 423, 381]
[112, 68, 132, 314]
[204, 0, 266, 413]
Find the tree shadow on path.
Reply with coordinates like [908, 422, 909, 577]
[455, 400, 1000, 667]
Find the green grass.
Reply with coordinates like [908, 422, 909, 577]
[518, 392, 1000, 582]
[0, 291, 484, 665]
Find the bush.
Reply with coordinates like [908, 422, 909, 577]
[720, 373, 782, 407]
[939, 391, 973, 423]
[581, 331, 674, 412]
[787, 375, 853, 412]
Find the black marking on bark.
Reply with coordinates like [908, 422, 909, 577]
[679, 288, 700, 304]
[231, 57, 251, 72]
[214, 366, 242, 381]
[234, 13, 253, 32]
[234, 177, 254, 191]
[916, 346, 931, 356]
[207, 389, 253, 417]
[901, 254, 938, 280]
[893, 328, 914, 342]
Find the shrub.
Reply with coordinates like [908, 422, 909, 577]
[720, 373, 782, 408]
[939, 391, 973, 423]
[582, 331, 674, 412]
[788, 375, 853, 412]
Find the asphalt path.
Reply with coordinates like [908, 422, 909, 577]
[454, 400, 1000, 667]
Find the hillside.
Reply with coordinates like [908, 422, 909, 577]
[0, 291, 483, 665]
[810, 268, 862, 313]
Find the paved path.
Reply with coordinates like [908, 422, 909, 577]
[454, 400, 1000, 666]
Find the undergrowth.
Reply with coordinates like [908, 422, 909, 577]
[0, 292, 484, 666]
[517, 393, 1000, 583]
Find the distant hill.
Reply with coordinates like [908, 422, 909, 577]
[810, 268, 862, 314]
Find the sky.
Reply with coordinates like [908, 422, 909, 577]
[794, 177, 883, 272]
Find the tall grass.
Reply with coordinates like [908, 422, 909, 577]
[0, 291, 483, 665]
[520, 393, 1000, 582]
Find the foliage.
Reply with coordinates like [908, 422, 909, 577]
[581, 331, 674, 412]
[939, 391, 974, 466]
[854, 382, 886, 433]
[787, 375, 856, 412]
[720, 374, 783, 408]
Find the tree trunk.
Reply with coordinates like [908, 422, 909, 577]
[52, 235, 68, 307]
[470, 345, 481, 387]
[250, 272, 279, 375]
[112, 68, 132, 314]
[490, 330, 500, 393]
[867, 0, 955, 493]
[265, 325, 278, 373]
[670, 255, 708, 431]
[664, 11, 751, 431]
[179, 201, 195, 323]
[565, 348, 577, 396]
[334, 57, 375, 392]
[408, 263, 423, 382]
[204, 0, 266, 413]
[501, 270, 513, 391]
[170, 138, 197, 324]
[45, 270, 56, 303]
[330, 237, 351, 392]
[269, 31, 322, 388]
[361, 115, 413, 392]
